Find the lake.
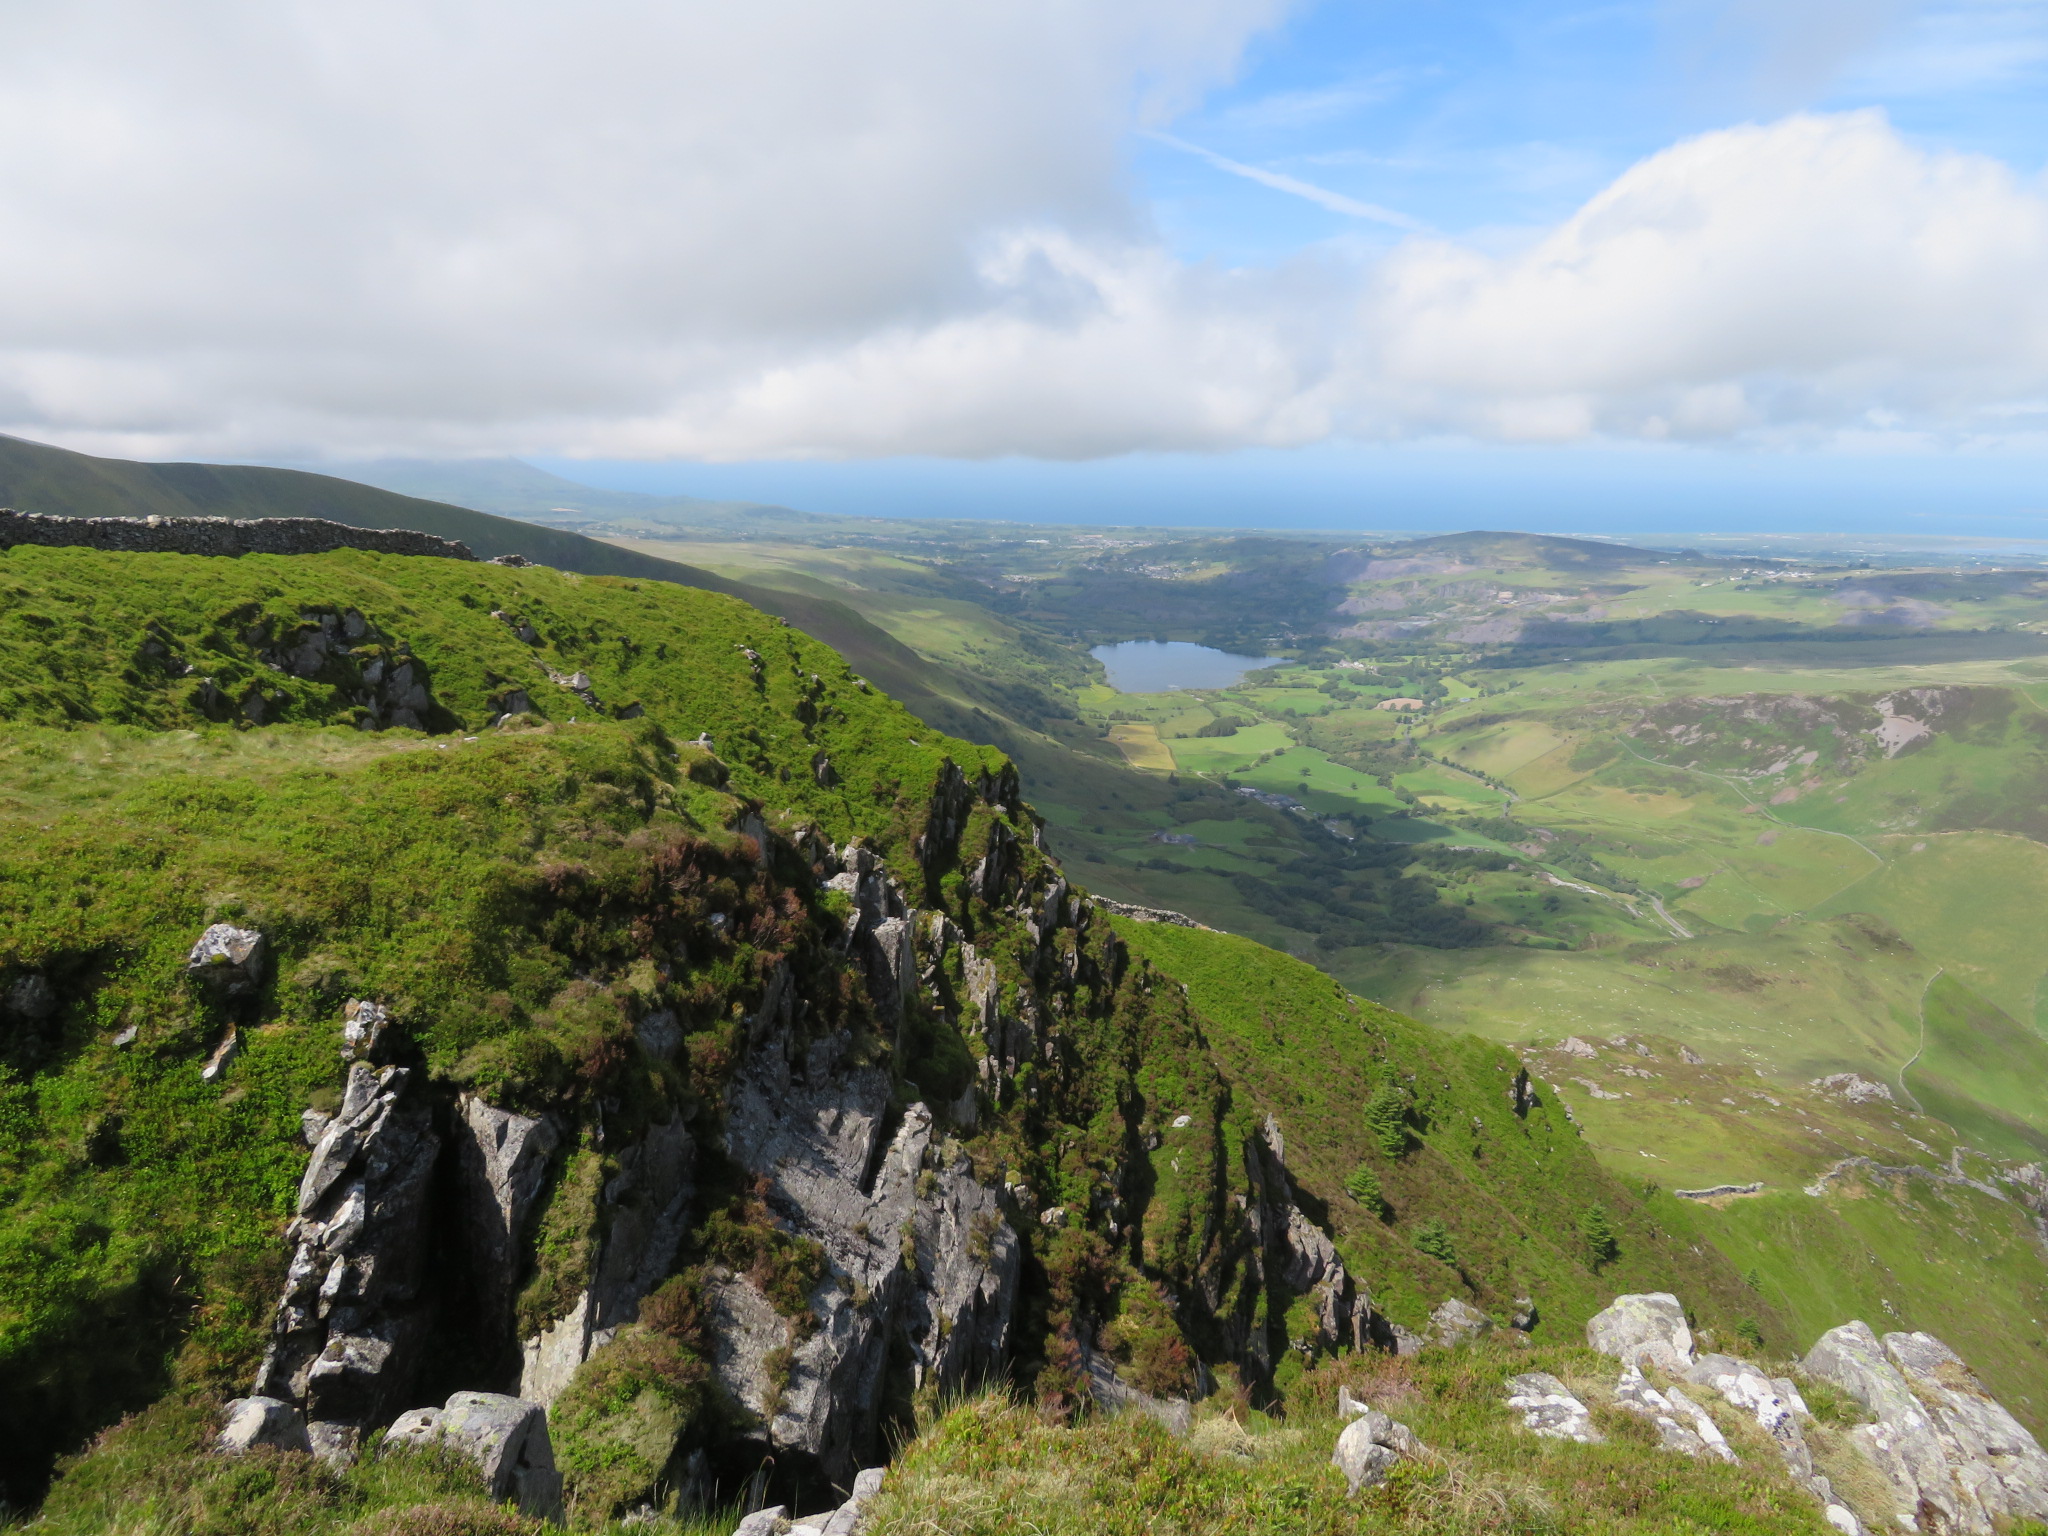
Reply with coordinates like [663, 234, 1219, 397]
[1091, 640, 1286, 693]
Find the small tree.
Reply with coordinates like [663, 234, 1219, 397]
[1366, 1085, 1410, 1158]
[1737, 1317, 1766, 1351]
[1581, 1203, 1619, 1267]
[1344, 1164, 1389, 1219]
[1414, 1218, 1458, 1268]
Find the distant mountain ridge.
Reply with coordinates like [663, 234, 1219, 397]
[273, 455, 813, 532]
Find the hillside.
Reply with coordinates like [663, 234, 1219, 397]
[0, 539, 1905, 1536]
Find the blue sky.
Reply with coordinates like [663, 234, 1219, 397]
[531, 0, 2048, 535]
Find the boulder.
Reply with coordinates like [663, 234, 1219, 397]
[382, 1392, 562, 1518]
[1431, 1297, 1493, 1347]
[216, 1396, 310, 1455]
[1690, 1353, 1862, 1534]
[732, 1509, 789, 1536]
[1586, 1293, 1694, 1374]
[1504, 1372, 1602, 1444]
[1333, 1405, 1426, 1493]
[186, 924, 266, 997]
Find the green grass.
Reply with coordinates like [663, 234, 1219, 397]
[867, 1343, 1841, 1536]
[1112, 922, 1768, 1349]
[0, 545, 1016, 1507]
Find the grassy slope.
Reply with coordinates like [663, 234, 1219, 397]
[0, 546, 1011, 1508]
[1114, 923, 1770, 1354]
[870, 1347, 1847, 1536]
[0, 433, 992, 739]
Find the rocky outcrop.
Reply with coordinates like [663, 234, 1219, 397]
[520, 1113, 695, 1404]
[1803, 1321, 2048, 1533]
[1091, 898, 1215, 931]
[0, 507, 472, 561]
[720, 1020, 1020, 1484]
[1615, 1368, 1735, 1462]
[252, 1063, 440, 1463]
[385, 1391, 562, 1518]
[1084, 1348, 1193, 1437]
[1504, 1372, 1601, 1443]
[1688, 1351, 1863, 1534]
[457, 1097, 560, 1346]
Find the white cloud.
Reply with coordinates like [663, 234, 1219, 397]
[2, 7, 2048, 461]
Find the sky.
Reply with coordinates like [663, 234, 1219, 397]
[4, 0, 2048, 532]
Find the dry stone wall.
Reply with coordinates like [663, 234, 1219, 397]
[0, 507, 474, 561]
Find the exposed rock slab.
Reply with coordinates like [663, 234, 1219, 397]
[1504, 1372, 1602, 1444]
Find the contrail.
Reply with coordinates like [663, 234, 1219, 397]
[1145, 131, 1431, 233]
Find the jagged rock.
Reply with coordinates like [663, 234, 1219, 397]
[186, 923, 266, 997]
[518, 1114, 694, 1404]
[718, 969, 1021, 1484]
[216, 1396, 311, 1454]
[1432, 1297, 1493, 1347]
[1885, 1331, 2048, 1523]
[383, 1392, 562, 1517]
[1504, 1372, 1602, 1443]
[1333, 1403, 1426, 1493]
[1689, 1353, 1864, 1532]
[1805, 1321, 1984, 1533]
[458, 1096, 560, 1340]
[1506, 1068, 1536, 1116]
[253, 1064, 439, 1442]
[1558, 1036, 1598, 1059]
[733, 1509, 789, 1536]
[1806, 1323, 2048, 1532]
[341, 999, 393, 1062]
[1616, 1369, 1736, 1462]
[1587, 1293, 1694, 1374]
[1510, 1297, 1538, 1332]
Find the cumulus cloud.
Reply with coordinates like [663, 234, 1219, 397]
[1, 4, 2047, 459]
